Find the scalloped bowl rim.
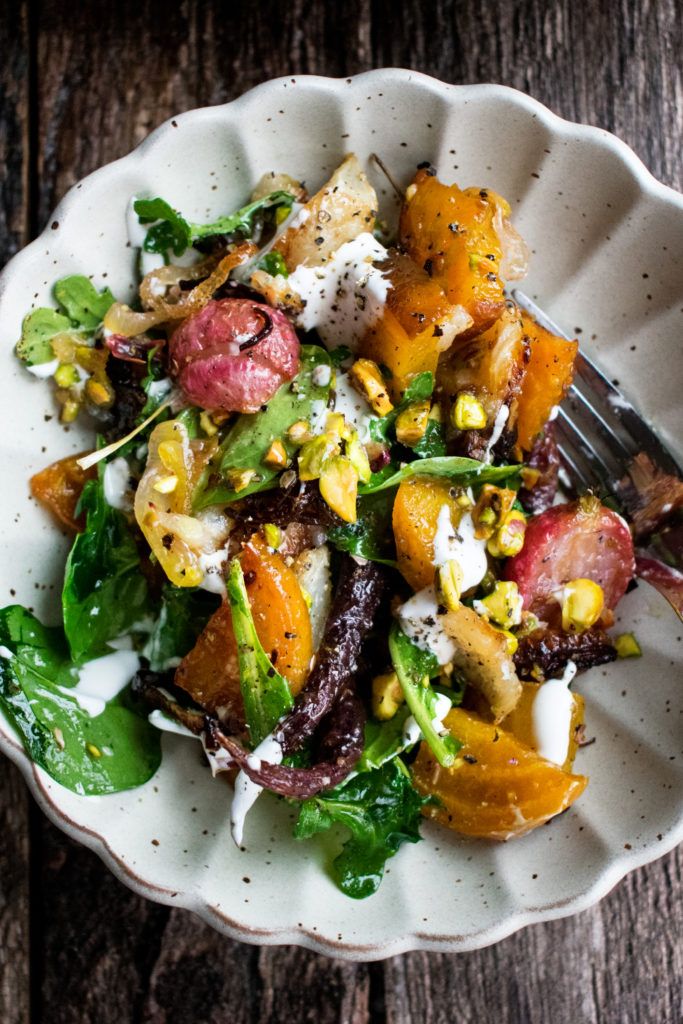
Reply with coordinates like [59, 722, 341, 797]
[0, 69, 681, 960]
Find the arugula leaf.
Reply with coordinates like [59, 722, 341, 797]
[389, 623, 460, 767]
[357, 709, 413, 772]
[53, 276, 116, 330]
[412, 418, 447, 459]
[294, 760, 425, 899]
[195, 345, 332, 508]
[133, 198, 192, 257]
[143, 585, 220, 672]
[134, 190, 295, 259]
[328, 346, 352, 368]
[327, 490, 397, 565]
[0, 606, 160, 795]
[189, 190, 295, 241]
[15, 276, 115, 366]
[225, 559, 293, 746]
[369, 371, 435, 446]
[360, 456, 522, 495]
[62, 478, 151, 663]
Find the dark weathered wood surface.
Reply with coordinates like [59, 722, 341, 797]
[0, 0, 681, 1021]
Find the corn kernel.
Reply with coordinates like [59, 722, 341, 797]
[437, 560, 463, 611]
[286, 419, 312, 445]
[199, 410, 218, 437]
[614, 632, 642, 658]
[348, 358, 394, 417]
[153, 474, 178, 494]
[227, 468, 258, 492]
[298, 433, 340, 481]
[559, 578, 604, 633]
[474, 580, 523, 629]
[54, 363, 79, 388]
[319, 455, 358, 522]
[487, 510, 527, 558]
[345, 431, 371, 483]
[451, 392, 487, 430]
[263, 438, 288, 468]
[395, 400, 431, 447]
[372, 672, 404, 721]
[263, 523, 283, 550]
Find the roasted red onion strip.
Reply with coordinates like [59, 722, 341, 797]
[207, 687, 365, 799]
[276, 556, 386, 754]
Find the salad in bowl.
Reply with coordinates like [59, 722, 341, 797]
[4, 150, 672, 900]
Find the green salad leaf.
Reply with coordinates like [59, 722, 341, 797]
[16, 276, 115, 366]
[62, 478, 151, 664]
[327, 490, 397, 565]
[0, 606, 160, 795]
[143, 585, 220, 673]
[294, 759, 425, 899]
[389, 623, 460, 767]
[361, 456, 522, 495]
[357, 709, 413, 772]
[369, 371, 434, 446]
[134, 190, 295, 259]
[196, 344, 332, 508]
[412, 418, 447, 458]
[225, 559, 293, 746]
[257, 251, 288, 277]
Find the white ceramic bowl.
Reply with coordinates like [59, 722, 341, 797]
[0, 70, 681, 959]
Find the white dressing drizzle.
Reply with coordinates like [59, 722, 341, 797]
[59, 648, 140, 718]
[483, 403, 510, 463]
[198, 547, 228, 596]
[27, 358, 59, 379]
[286, 232, 391, 351]
[148, 709, 197, 738]
[230, 733, 284, 846]
[531, 660, 577, 766]
[103, 457, 131, 511]
[332, 372, 376, 443]
[432, 505, 488, 594]
[397, 586, 456, 666]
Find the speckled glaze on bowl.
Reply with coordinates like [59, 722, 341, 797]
[0, 70, 681, 960]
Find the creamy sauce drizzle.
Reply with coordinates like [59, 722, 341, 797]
[59, 648, 140, 718]
[230, 733, 284, 846]
[397, 586, 456, 666]
[103, 457, 131, 510]
[531, 660, 577, 765]
[332, 372, 376, 443]
[432, 506, 488, 594]
[483, 403, 510, 463]
[27, 358, 59, 379]
[286, 232, 391, 350]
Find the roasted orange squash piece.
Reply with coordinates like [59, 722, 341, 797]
[412, 706, 587, 840]
[392, 475, 463, 591]
[469, 681, 585, 772]
[361, 250, 472, 400]
[399, 170, 509, 337]
[30, 453, 97, 532]
[175, 534, 312, 719]
[515, 315, 578, 453]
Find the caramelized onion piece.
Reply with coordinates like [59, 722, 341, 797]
[104, 243, 257, 337]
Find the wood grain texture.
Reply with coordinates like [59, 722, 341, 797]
[0, 3, 31, 1023]
[0, 0, 680, 1021]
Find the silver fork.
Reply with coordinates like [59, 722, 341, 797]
[511, 289, 683, 575]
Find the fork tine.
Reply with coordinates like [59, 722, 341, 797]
[555, 407, 619, 489]
[554, 417, 608, 495]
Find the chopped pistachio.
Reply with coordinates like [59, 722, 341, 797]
[59, 398, 80, 424]
[437, 560, 463, 611]
[348, 358, 394, 417]
[298, 433, 340, 481]
[54, 363, 80, 388]
[319, 455, 358, 522]
[345, 431, 371, 483]
[263, 523, 283, 550]
[86, 742, 102, 758]
[85, 377, 114, 407]
[372, 671, 404, 721]
[395, 400, 431, 446]
[487, 510, 527, 558]
[451, 392, 487, 431]
[199, 410, 218, 437]
[474, 580, 523, 629]
[614, 632, 642, 658]
[286, 419, 312, 446]
[263, 438, 289, 468]
[227, 468, 258, 493]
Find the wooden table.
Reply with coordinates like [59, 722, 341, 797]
[0, 2, 681, 1020]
